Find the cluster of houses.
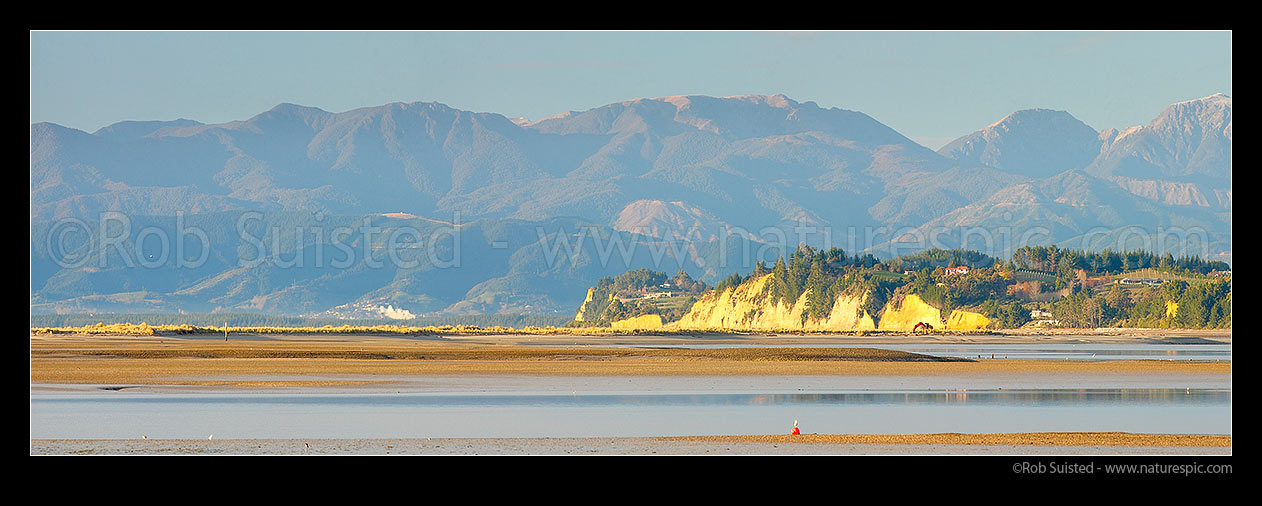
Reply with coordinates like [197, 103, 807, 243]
[1028, 309, 1058, 327]
[901, 266, 973, 277]
[622, 283, 677, 301]
[1117, 277, 1165, 287]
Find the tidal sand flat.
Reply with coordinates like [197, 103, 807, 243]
[30, 433, 1232, 456]
[30, 333, 1230, 387]
[30, 332, 1231, 455]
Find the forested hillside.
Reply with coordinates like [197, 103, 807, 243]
[575, 245, 1231, 330]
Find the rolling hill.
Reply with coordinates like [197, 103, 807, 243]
[30, 93, 1232, 316]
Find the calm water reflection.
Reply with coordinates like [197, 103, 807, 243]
[31, 388, 1231, 439]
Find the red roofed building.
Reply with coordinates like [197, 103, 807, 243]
[944, 266, 970, 276]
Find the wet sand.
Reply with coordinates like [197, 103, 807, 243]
[30, 433, 1231, 455]
[30, 333, 1230, 388]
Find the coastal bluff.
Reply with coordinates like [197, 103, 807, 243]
[655, 274, 990, 332]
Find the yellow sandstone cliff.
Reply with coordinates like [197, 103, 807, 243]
[945, 310, 992, 330]
[661, 274, 989, 331]
[573, 288, 598, 322]
[665, 274, 862, 330]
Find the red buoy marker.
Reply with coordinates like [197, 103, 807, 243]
[790, 420, 800, 435]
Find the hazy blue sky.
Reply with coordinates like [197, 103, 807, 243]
[30, 30, 1231, 149]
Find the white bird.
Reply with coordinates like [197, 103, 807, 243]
[208, 434, 213, 440]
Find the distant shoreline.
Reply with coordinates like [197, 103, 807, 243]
[29, 324, 1232, 340]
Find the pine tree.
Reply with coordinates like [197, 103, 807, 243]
[771, 256, 789, 304]
[805, 258, 830, 319]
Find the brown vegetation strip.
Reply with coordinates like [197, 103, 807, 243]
[674, 432, 1231, 447]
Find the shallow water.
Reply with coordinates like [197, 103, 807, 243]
[860, 343, 1229, 361]
[30, 388, 1230, 439]
[30, 340, 1232, 441]
[599, 343, 1232, 362]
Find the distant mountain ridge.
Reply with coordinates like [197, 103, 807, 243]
[1090, 93, 1231, 182]
[937, 108, 1103, 178]
[30, 93, 1232, 316]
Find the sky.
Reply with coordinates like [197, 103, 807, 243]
[30, 30, 1231, 150]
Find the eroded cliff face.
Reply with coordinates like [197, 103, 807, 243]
[945, 310, 992, 330]
[662, 275, 990, 331]
[876, 293, 941, 330]
[807, 292, 877, 331]
[666, 275, 857, 330]
[573, 288, 594, 321]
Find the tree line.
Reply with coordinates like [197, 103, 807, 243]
[576, 269, 707, 324]
[703, 245, 1230, 329]
[1048, 280, 1231, 329]
[1010, 245, 1229, 276]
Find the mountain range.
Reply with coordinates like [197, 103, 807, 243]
[30, 93, 1231, 317]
